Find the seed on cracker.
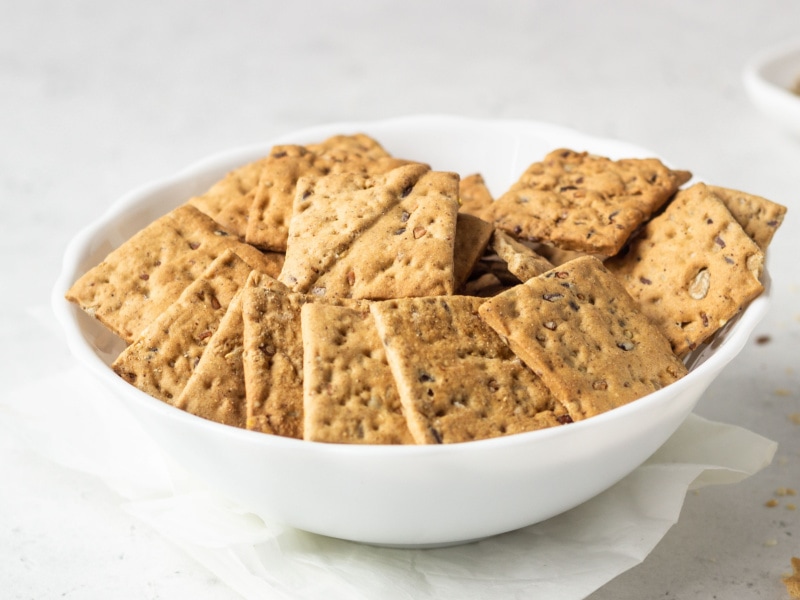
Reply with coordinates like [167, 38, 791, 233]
[606, 182, 765, 357]
[112, 249, 256, 404]
[371, 295, 566, 444]
[65, 204, 283, 343]
[279, 163, 460, 299]
[301, 302, 414, 444]
[478, 255, 688, 421]
[487, 148, 691, 257]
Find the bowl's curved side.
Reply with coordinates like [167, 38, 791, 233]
[53, 116, 770, 546]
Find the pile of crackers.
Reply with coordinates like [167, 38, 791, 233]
[66, 134, 786, 444]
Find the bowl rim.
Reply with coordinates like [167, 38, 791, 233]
[51, 114, 772, 457]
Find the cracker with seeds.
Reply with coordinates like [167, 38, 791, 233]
[488, 148, 692, 256]
[371, 295, 566, 444]
[490, 229, 555, 282]
[279, 163, 460, 299]
[173, 288, 248, 428]
[301, 302, 414, 444]
[479, 256, 687, 421]
[187, 156, 271, 238]
[606, 183, 765, 356]
[245, 134, 411, 252]
[452, 213, 494, 290]
[704, 185, 786, 250]
[112, 250, 255, 403]
[459, 172, 494, 219]
[65, 204, 283, 343]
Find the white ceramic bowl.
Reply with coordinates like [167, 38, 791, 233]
[743, 38, 800, 136]
[52, 115, 770, 547]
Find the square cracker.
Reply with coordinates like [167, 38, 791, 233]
[704, 184, 786, 250]
[65, 204, 283, 343]
[606, 183, 765, 357]
[187, 156, 271, 238]
[279, 163, 460, 299]
[112, 249, 255, 404]
[488, 148, 692, 256]
[245, 134, 411, 252]
[301, 302, 414, 444]
[490, 229, 555, 282]
[371, 295, 565, 444]
[478, 256, 688, 421]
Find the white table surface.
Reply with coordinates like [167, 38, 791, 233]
[3, 1, 799, 598]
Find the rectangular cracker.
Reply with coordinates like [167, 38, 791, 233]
[488, 148, 692, 256]
[65, 204, 284, 343]
[187, 156, 271, 239]
[478, 256, 688, 421]
[245, 134, 411, 252]
[371, 295, 566, 444]
[704, 184, 786, 250]
[452, 213, 494, 291]
[606, 182, 765, 357]
[278, 163, 460, 299]
[111, 249, 255, 404]
[173, 287, 248, 428]
[490, 229, 555, 282]
[301, 302, 414, 444]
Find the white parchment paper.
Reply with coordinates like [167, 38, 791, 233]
[1, 319, 777, 600]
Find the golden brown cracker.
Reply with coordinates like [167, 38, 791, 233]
[453, 213, 494, 290]
[245, 135, 410, 252]
[479, 256, 687, 421]
[301, 302, 414, 444]
[111, 249, 254, 403]
[488, 149, 691, 256]
[187, 156, 270, 238]
[459, 172, 494, 219]
[279, 163, 460, 299]
[173, 288, 248, 428]
[705, 184, 786, 250]
[65, 204, 282, 343]
[607, 183, 765, 356]
[371, 295, 565, 444]
[490, 229, 555, 282]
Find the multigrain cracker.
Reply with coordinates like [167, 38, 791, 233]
[488, 148, 692, 256]
[173, 288, 248, 428]
[606, 183, 765, 356]
[65, 204, 283, 343]
[241, 284, 308, 438]
[452, 213, 494, 290]
[704, 184, 787, 250]
[279, 163, 460, 299]
[371, 295, 566, 444]
[112, 249, 254, 403]
[478, 256, 687, 421]
[245, 134, 411, 252]
[490, 229, 555, 282]
[458, 172, 494, 219]
[301, 302, 414, 444]
[187, 156, 271, 238]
